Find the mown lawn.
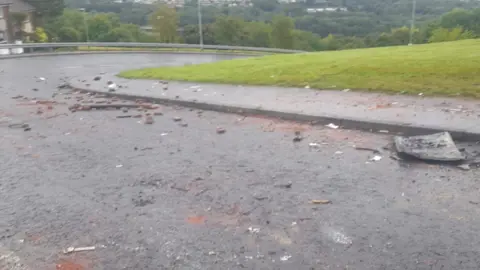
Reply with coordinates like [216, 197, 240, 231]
[118, 39, 480, 97]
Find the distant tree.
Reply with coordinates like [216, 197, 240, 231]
[25, 0, 65, 18]
[87, 13, 115, 41]
[251, 0, 278, 12]
[213, 16, 246, 45]
[244, 21, 271, 47]
[270, 15, 294, 49]
[149, 5, 178, 43]
[34, 27, 49, 42]
[103, 27, 135, 42]
[428, 27, 475, 43]
[57, 27, 81, 41]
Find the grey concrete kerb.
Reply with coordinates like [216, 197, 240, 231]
[67, 77, 480, 141]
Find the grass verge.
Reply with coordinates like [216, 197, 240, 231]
[118, 39, 480, 97]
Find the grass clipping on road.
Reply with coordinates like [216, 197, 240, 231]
[118, 40, 480, 97]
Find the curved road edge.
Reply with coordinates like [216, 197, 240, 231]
[0, 50, 262, 60]
[67, 75, 480, 141]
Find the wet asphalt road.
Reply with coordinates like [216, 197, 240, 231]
[1, 54, 480, 270]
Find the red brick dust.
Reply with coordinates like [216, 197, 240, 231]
[187, 215, 206, 225]
[55, 259, 85, 270]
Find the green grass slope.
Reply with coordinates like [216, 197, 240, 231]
[119, 40, 480, 97]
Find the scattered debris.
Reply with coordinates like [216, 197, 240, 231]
[8, 123, 29, 129]
[143, 114, 154, 125]
[342, 89, 350, 92]
[394, 132, 465, 161]
[370, 155, 382, 161]
[57, 83, 69, 89]
[173, 117, 182, 122]
[292, 136, 303, 142]
[108, 83, 117, 92]
[354, 146, 381, 154]
[326, 123, 339, 129]
[36, 76, 46, 82]
[160, 133, 168, 136]
[32, 88, 38, 92]
[121, 107, 129, 113]
[63, 246, 96, 254]
[116, 115, 133, 118]
[216, 127, 226, 134]
[309, 143, 321, 149]
[274, 182, 292, 189]
[153, 112, 163, 116]
[311, 199, 331, 204]
[46, 113, 68, 119]
[334, 151, 343, 155]
[378, 130, 389, 133]
[179, 123, 188, 127]
[116, 164, 123, 168]
[94, 76, 101, 81]
[457, 164, 471, 171]
[11, 95, 23, 99]
[248, 227, 260, 233]
[280, 255, 292, 261]
[304, 85, 310, 89]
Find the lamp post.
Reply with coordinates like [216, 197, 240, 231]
[408, 0, 416, 45]
[197, 0, 203, 49]
[79, 8, 89, 43]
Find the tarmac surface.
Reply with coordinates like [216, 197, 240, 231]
[1, 54, 480, 270]
[72, 72, 480, 138]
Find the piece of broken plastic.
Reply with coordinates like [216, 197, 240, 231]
[394, 132, 465, 161]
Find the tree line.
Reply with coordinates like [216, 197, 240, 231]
[33, 5, 478, 51]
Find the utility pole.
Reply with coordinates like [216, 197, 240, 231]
[408, 0, 416, 45]
[197, 0, 204, 49]
[79, 8, 89, 43]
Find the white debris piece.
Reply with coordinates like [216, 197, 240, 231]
[334, 151, 343, 155]
[63, 246, 96, 254]
[248, 227, 260, 233]
[116, 164, 123, 168]
[108, 83, 117, 92]
[326, 123, 339, 129]
[280, 255, 292, 261]
[370, 155, 382, 161]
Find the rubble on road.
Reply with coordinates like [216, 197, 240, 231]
[394, 132, 465, 161]
[326, 123, 339, 129]
[311, 199, 331, 204]
[216, 127, 226, 134]
[93, 76, 101, 81]
[63, 246, 96, 254]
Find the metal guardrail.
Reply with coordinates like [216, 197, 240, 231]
[0, 42, 304, 54]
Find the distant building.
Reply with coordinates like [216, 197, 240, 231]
[0, 0, 35, 42]
[306, 7, 347, 13]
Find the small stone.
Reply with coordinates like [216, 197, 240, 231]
[173, 117, 182, 122]
[457, 164, 470, 171]
[122, 107, 129, 113]
[107, 81, 113, 85]
[175, 95, 180, 99]
[293, 136, 303, 142]
[32, 88, 38, 91]
[144, 115, 154, 125]
[132, 114, 142, 118]
[93, 76, 101, 81]
[180, 123, 188, 127]
[216, 127, 226, 134]
[153, 112, 163, 116]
